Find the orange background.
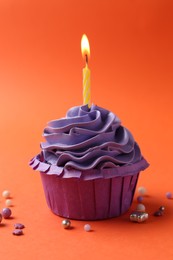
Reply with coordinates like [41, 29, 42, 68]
[0, 0, 173, 259]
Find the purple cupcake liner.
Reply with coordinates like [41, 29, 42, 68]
[40, 170, 139, 220]
[30, 155, 148, 220]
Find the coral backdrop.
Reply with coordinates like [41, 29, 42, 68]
[0, 1, 173, 260]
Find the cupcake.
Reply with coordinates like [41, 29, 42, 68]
[29, 104, 149, 220]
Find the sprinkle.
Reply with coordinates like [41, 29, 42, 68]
[154, 210, 163, 216]
[136, 204, 146, 212]
[154, 206, 165, 216]
[2, 190, 11, 199]
[137, 196, 144, 203]
[138, 187, 147, 195]
[166, 192, 172, 199]
[12, 229, 23, 236]
[5, 199, 12, 207]
[1, 208, 12, 219]
[130, 211, 148, 223]
[84, 224, 91, 232]
[14, 223, 25, 229]
[159, 206, 165, 212]
[62, 219, 71, 229]
[0, 213, 2, 223]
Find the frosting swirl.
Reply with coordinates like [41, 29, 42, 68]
[39, 104, 144, 171]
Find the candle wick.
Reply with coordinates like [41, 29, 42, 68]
[85, 54, 88, 65]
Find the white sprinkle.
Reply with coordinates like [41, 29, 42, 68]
[138, 187, 147, 195]
[84, 224, 91, 232]
[2, 190, 11, 199]
[5, 199, 12, 207]
[136, 203, 146, 212]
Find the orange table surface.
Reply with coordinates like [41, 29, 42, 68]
[0, 1, 173, 259]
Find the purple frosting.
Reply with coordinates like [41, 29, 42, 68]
[29, 104, 149, 177]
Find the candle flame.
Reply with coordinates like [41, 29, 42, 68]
[81, 34, 90, 60]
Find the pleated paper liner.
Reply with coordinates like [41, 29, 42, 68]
[29, 155, 149, 220]
[40, 171, 139, 220]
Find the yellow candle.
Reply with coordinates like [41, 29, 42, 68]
[81, 34, 91, 107]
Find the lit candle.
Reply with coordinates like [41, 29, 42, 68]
[81, 34, 91, 107]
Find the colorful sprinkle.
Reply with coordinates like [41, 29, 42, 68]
[138, 187, 147, 195]
[137, 196, 144, 203]
[159, 206, 165, 212]
[154, 210, 163, 216]
[14, 223, 25, 229]
[166, 192, 172, 199]
[62, 219, 71, 229]
[154, 206, 165, 216]
[12, 229, 23, 236]
[5, 199, 12, 207]
[2, 190, 11, 199]
[84, 224, 91, 232]
[130, 211, 148, 223]
[1, 208, 12, 219]
[136, 203, 146, 212]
